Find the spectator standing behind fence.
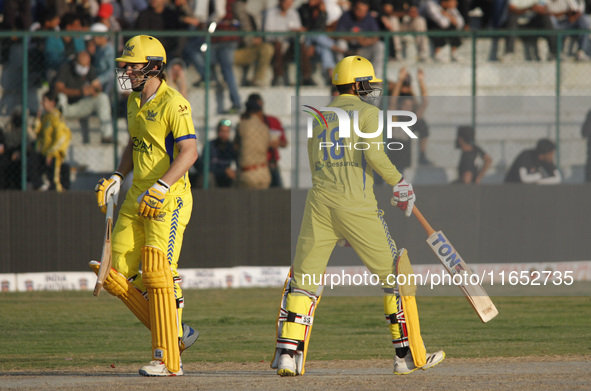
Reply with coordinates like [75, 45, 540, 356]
[298, 0, 342, 85]
[54, 51, 114, 144]
[263, 0, 315, 86]
[380, 0, 429, 62]
[422, 0, 465, 62]
[390, 67, 431, 165]
[0, 107, 40, 190]
[335, 0, 385, 78]
[86, 23, 116, 96]
[504, 138, 562, 184]
[454, 125, 492, 184]
[246, 93, 288, 188]
[0, 0, 40, 116]
[0, 111, 24, 189]
[34, 91, 72, 192]
[233, 0, 274, 87]
[94, 2, 124, 52]
[184, 0, 243, 114]
[29, 9, 61, 90]
[135, 0, 188, 97]
[208, 119, 238, 188]
[234, 96, 271, 189]
[119, 0, 149, 29]
[44, 12, 86, 82]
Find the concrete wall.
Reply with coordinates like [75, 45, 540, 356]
[298, 184, 591, 266]
[1, 185, 590, 273]
[0, 189, 290, 273]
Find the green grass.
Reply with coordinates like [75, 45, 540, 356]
[0, 289, 589, 371]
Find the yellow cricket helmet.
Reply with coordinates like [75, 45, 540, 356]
[332, 55, 382, 85]
[116, 35, 167, 64]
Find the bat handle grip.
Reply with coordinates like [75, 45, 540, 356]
[412, 205, 436, 236]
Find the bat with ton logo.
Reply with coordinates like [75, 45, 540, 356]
[412, 205, 498, 323]
[93, 195, 114, 297]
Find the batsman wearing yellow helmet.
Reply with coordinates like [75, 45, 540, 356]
[93, 35, 198, 376]
[271, 56, 445, 376]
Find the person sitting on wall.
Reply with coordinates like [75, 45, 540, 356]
[454, 125, 492, 184]
[504, 138, 561, 184]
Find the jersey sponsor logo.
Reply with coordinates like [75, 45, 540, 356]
[132, 136, 153, 154]
[314, 161, 325, 171]
[146, 110, 158, 122]
[324, 161, 359, 168]
[178, 104, 188, 113]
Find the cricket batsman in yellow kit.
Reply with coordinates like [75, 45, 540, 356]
[92, 35, 198, 376]
[271, 56, 445, 376]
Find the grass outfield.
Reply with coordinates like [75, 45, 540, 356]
[0, 289, 589, 371]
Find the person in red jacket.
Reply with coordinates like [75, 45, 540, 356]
[245, 93, 288, 187]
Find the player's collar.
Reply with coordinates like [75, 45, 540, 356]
[141, 79, 167, 103]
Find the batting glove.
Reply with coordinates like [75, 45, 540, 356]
[391, 177, 415, 217]
[95, 172, 123, 214]
[137, 180, 170, 219]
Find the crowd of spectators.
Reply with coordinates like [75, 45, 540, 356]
[0, 0, 584, 189]
[0, 0, 588, 114]
[191, 92, 288, 190]
[1, 0, 588, 110]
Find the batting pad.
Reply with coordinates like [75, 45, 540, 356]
[396, 249, 426, 367]
[89, 260, 150, 328]
[271, 271, 323, 375]
[141, 246, 180, 373]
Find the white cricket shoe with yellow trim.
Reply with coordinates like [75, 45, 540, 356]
[394, 350, 445, 375]
[277, 354, 297, 376]
[139, 360, 184, 377]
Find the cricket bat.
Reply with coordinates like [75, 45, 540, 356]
[93, 195, 114, 297]
[412, 205, 498, 323]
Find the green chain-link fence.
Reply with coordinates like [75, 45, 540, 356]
[0, 29, 589, 191]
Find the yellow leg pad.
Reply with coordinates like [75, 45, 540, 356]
[141, 246, 180, 373]
[397, 249, 426, 367]
[384, 295, 402, 341]
[281, 294, 312, 341]
[89, 261, 150, 329]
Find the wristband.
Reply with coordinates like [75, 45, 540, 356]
[156, 179, 171, 192]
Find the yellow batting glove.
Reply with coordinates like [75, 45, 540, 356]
[95, 172, 123, 214]
[137, 180, 170, 219]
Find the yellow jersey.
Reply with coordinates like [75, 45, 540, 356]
[308, 94, 402, 211]
[126, 80, 196, 194]
[36, 109, 71, 158]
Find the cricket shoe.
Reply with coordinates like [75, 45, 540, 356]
[179, 323, 199, 354]
[139, 360, 184, 377]
[394, 350, 445, 375]
[277, 354, 297, 377]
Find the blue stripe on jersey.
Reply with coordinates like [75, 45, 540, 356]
[167, 197, 184, 263]
[165, 132, 174, 165]
[176, 134, 196, 142]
